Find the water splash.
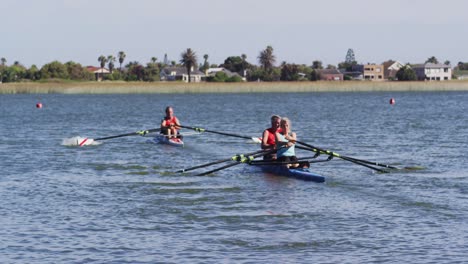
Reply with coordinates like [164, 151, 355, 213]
[61, 136, 101, 147]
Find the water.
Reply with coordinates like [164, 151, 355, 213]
[1, 91, 467, 263]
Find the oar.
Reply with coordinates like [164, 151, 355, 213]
[78, 128, 160, 146]
[180, 125, 390, 172]
[196, 149, 275, 176]
[178, 125, 260, 142]
[293, 140, 390, 173]
[176, 149, 268, 173]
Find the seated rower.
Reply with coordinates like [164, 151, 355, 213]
[275, 117, 309, 169]
[261, 115, 282, 160]
[161, 106, 182, 141]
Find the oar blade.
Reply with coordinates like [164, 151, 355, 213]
[61, 136, 100, 147]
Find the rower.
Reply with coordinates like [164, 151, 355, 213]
[275, 117, 309, 169]
[161, 106, 182, 141]
[261, 115, 282, 160]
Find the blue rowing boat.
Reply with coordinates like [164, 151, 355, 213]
[259, 165, 325, 182]
[152, 134, 184, 147]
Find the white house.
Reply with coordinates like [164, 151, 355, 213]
[206, 67, 242, 79]
[160, 67, 205, 82]
[382, 61, 404, 80]
[413, 63, 452, 81]
[86, 66, 110, 81]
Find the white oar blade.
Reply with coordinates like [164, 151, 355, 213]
[62, 136, 100, 147]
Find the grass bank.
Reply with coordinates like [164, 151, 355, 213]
[1, 81, 468, 94]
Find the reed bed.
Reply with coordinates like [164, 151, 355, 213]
[1, 81, 468, 94]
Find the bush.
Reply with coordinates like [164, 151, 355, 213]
[226, 75, 243, 82]
[40, 61, 69, 79]
[396, 65, 417, 81]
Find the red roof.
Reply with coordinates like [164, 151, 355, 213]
[86, 66, 110, 73]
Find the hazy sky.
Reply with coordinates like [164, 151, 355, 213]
[2, 0, 467, 67]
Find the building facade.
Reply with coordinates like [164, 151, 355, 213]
[363, 64, 384, 81]
[318, 69, 344, 81]
[382, 61, 404, 80]
[86, 66, 110, 81]
[413, 63, 452, 81]
[160, 67, 205, 82]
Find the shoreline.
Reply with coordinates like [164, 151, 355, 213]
[1, 81, 468, 94]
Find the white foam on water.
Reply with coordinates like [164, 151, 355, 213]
[61, 136, 101, 146]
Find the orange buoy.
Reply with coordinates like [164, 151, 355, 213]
[389, 98, 395, 105]
[36, 102, 43, 108]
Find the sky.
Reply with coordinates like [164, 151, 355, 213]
[2, 0, 468, 68]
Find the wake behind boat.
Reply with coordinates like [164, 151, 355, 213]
[152, 134, 184, 147]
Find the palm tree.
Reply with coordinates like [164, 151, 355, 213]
[180, 48, 198, 83]
[151, 57, 158, 65]
[107, 55, 116, 73]
[241, 54, 247, 77]
[258, 46, 276, 73]
[425, 56, 439, 64]
[118, 51, 126, 73]
[1, 57, 6, 66]
[98, 55, 107, 69]
[312, 60, 323, 70]
[98, 55, 108, 80]
[200, 54, 209, 73]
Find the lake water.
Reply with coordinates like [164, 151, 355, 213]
[1, 91, 467, 263]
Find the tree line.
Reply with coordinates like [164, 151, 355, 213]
[0, 47, 463, 83]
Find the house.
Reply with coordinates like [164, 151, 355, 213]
[363, 64, 384, 81]
[412, 63, 452, 81]
[206, 67, 242, 79]
[86, 66, 110, 81]
[382, 61, 404, 80]
[318, 69, 344, 81]
[297, 72, 307, 80]
[160, 67, 205, 82]
[340, 64, 364, 80]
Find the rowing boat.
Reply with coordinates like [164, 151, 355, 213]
[152, 134, 184, 147]
[258, 164, 325, 182]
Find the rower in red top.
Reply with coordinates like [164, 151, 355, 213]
[161, 106, 181, 140]
[261, 115, 282, 160]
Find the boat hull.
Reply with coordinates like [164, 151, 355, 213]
[153, 135, 184, 147]
[259, 165, 325, 182]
